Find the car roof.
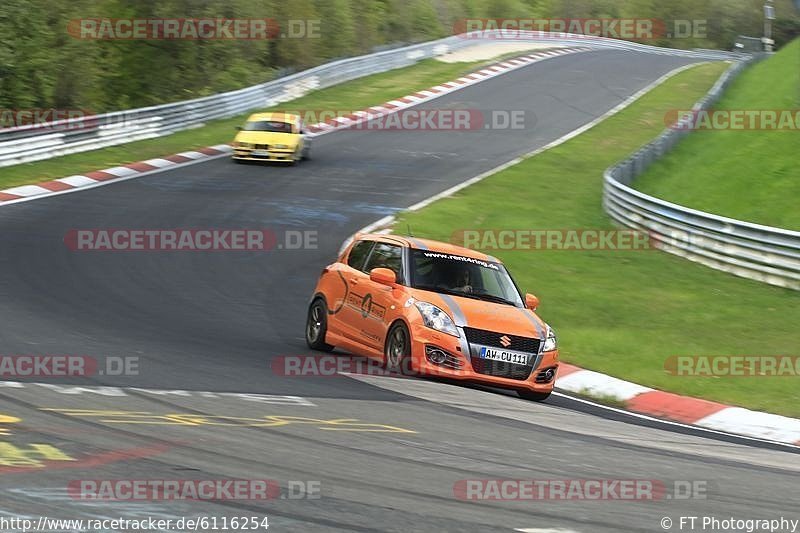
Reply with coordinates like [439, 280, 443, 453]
[246, 112, 299, 123]
[356, 233, 500, 263]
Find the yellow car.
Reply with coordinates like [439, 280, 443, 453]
[232, 112, 311, 164]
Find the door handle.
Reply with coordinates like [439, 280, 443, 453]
[349, 278, 359, 285]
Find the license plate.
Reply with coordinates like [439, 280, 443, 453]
[252, 149, 270, 156]
[479, 346, 529, 365]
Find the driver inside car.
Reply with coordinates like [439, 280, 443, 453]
[450, 267, 473, 293]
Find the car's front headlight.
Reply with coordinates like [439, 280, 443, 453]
[542, 325, 557, 352]
[414, 301, 459, 337]
[273, 144, 289, 149]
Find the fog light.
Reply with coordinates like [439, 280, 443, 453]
[535, 366, 557, 384]
[426, 347, 447, 365]
[425, 345, 463, 368]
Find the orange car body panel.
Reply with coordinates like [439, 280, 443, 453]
[310, 234, 559, 394]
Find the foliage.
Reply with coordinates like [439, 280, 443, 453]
[0, 0, 797, 111]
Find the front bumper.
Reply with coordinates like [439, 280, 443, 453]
[233, 148, 295, 162]
[407, 327, 559, 393]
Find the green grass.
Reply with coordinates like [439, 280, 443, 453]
[0, 58, 492, 190]
[635, 39, 800, 230]
[395, 61, 800, 418]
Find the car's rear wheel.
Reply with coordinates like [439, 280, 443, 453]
[384, 322, 411, 374]
[306, 299, 335, 352]
[517, 389, 551, 402]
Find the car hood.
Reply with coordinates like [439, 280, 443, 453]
[234, 131, 298, 146]
[409, 289, 547, 339]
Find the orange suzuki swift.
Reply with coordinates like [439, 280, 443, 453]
[306, 234, 559, 401]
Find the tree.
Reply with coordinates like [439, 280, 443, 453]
[314, 0, 357, 60]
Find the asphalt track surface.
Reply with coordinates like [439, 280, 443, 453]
[0, 50, 797, 532]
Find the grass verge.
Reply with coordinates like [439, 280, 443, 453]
[0, 58, 491, 190]
[635, 39, 800, 230]
[395, 61, 800, 418]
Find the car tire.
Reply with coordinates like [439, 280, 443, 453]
[517, 389, 551, 402]
[302, 146, 311, 160]
[384, 322, 412, 374]
[306, 299, 335, 352]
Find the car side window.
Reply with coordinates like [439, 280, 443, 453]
[364, 243, 404, 283]
[347, 240, 374, 271]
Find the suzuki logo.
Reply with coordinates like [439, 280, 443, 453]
[499, 335, 511, 348]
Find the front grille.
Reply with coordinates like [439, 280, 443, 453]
[470, 357, 534, 380]
[463, 327, 541, 354]
[464, 327, 540, 380]
[254, 144, 269, 150]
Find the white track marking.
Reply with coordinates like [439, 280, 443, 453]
[554, 391, 800, 449]
[694, 407, 800, 444]
[0, 152, 231, 206]
[141, 158, 176, 168]
[346, 372, 800, 454]
[101, 166, 138, 178]
[2, 185, 52, 197]
[175, 150, 206, 159]
[56, 175, 98, 187]
[556, 370, 653, 401]
[0, 381, 317, 406]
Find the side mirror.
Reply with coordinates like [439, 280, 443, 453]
[370, 267, 397, 286]
[525, 293, 539, 311]
[235, 126, 242, 131]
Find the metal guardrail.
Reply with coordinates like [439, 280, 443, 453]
[0, 38, 471, 168]
[603, 56, 800, 290]
[0, 31, 742, 168]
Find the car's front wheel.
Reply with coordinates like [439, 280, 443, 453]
[517, 389, 551, 402]
[306, 299, 335, 352]
[384, 322, 411, 374]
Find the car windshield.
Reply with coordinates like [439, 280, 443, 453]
[410, 250, 524, 307]
[243, 120, 294, 133]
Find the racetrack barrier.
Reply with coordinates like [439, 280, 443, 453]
[0, 31, 741, 168]
[602, 55, 800, 290]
